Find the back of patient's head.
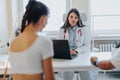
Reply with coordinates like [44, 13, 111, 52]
[21, 0, 49, 33]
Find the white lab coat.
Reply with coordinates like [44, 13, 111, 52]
[58, 26, 91, 53]
[57, 26, 97, 80]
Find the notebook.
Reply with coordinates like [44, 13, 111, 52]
[52, 40, 78, 59]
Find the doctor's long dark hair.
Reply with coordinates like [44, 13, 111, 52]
[21, 0, 49, 33]
[61, 8, 85, 33]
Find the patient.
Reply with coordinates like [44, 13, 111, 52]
[8, 0, 55, 80]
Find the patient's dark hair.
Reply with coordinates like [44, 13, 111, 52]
[62, 8, 85, 33]
[21, 0, 49, 33]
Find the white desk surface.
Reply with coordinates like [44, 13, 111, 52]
[53, 52, 112, 72]
[0, 52, 112, 74]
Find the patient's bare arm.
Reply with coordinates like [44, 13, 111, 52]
[90, 57, 115, 70]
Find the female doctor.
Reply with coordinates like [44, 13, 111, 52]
[58, 8, 97, 80]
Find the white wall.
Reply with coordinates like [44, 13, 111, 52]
[11, 0, 19, 28]
[0, 0, 8, 43]
[71, 0, 90, 27]
[72, 0, 89, 12]
[11, 0, 24, 28]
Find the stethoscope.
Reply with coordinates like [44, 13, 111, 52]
[78, 29, 82, 36]
[63, 29, 82, 39]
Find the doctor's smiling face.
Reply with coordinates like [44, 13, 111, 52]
[68, 12, 79, 27]
[62, 8, 84, 32]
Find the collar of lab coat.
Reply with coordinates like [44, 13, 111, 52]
[64, 27, 82, 40]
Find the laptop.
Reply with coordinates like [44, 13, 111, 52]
[52, 40, 78, 59]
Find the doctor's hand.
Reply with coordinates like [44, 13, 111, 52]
[70, 50, 77, 55]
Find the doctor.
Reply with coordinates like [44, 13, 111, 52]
[58, 8, 96, 80]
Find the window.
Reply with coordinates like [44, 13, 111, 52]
[23, 0, 67, 31]
[91, 0, 120, 35]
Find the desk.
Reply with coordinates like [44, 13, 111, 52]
[53, 52, 112, 72]
[0, 52, 112, 73]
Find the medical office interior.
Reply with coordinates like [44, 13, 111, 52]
[0, 0, 120, 80]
